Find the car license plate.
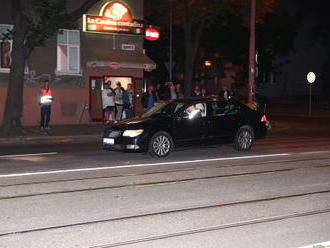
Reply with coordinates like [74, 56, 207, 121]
[103, 138, 114, 145]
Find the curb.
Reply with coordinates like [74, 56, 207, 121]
[0, 134, 101, 146]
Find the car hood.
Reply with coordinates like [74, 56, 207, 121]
[110, 116, 163, 130]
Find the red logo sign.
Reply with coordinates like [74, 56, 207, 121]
[110, 62, 120, 70]
[145, 28, 160, 41]
[84, 2, 144, 35]
[101, 2, 132, 22]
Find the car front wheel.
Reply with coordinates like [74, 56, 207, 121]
[149, 131, 173, 157]
[233, 125, 254, 151]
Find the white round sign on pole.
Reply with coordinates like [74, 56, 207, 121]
[307, 72, 316, 84]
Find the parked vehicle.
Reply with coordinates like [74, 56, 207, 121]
[102, 97, 268, 157]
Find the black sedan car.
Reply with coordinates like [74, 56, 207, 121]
[102, 97, 268, 157]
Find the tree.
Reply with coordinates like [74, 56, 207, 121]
[255, 11, 298, 81]
[2, 0, 101, 133]
[145, 0, 275, 97]
[293, 0, 330, 102]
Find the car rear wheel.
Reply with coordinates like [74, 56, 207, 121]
[149, 131, 173, 157]
[233, 125, 254, 151]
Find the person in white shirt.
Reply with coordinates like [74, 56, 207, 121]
[102, 83, 115, 124]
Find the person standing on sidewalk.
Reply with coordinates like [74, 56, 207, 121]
[141, 84, 156, 110]
[114, 81, 124, 121]
[175, 83, 184, 99]
[123, 83, 134, 119]
[38, 79, 54, 130]
[102, 82, 115, 124]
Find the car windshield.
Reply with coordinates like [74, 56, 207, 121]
[141, 101, 185, 118]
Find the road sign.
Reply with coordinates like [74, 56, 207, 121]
[145, 28, 160, 41]
[306, 72, 316, 116]
[307, 72, 316, 84]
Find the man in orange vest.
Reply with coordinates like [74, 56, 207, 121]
[38, 79, 54, 130]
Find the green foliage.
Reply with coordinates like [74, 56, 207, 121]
[24, 0, 77, 53]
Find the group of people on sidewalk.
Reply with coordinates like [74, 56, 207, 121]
[102, 81, 133, 124]
[37, 79, 233, 129]
[141, 82, 195, 110]
[141, 82, 231, 110]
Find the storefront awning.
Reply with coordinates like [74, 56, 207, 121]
[86, 49, 156, 71]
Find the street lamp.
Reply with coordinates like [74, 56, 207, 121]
[204, 60, 212, 67]
[307, 72, 316, 116]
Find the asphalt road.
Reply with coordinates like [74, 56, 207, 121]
[0, 129, 330, 248]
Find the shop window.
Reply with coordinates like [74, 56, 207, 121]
[56, 29, 80, 75]
[0, 24, 13, 72]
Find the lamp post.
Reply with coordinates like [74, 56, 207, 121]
[307, 72, 316, 116]
[248, 0, 256, 104]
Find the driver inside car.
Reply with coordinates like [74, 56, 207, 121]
[185, 104, 202, 119]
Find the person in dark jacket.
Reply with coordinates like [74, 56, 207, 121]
[175, 83, 184, 99]
[155, 83, 164, 102]
[141, 85, 157, 110]
[123, 83, 134, 119]
[191, 85, 201, 97]
[163, 82, 175, 100]
[38, 79, 54, 130]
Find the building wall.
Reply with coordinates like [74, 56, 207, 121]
[0, 87, 88, 125]
[0, 0, 146, 126]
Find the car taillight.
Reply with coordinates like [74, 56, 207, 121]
[261, 114, 268, 122]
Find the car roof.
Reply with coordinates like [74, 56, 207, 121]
[172, 96, 230, 104]
[171, 96, 253, 111]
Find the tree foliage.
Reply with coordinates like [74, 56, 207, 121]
[145, 0, 275, 97]
[293, 0, 330, 101]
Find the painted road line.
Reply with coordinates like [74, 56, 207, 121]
[298, 241, 330, 248]
[0, 153, 290, 178]
[301, 150, 330, 155]
[0, 152, 58, 159]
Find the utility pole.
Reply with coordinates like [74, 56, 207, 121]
[248, 0, 256, 103]
[169, 4, 173, 82]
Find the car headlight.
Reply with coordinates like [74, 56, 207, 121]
[122, 129, 144, 137]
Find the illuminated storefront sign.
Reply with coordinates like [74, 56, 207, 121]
[83, 1, 144, 35]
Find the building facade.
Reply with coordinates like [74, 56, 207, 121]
[0, 0, 155, 125]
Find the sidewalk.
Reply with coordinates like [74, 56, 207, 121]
[0, 123, 105, 146]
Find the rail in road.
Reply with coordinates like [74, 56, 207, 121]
[1, 155, 330, 199]
[1, 149, 330, 247]
[1, 131, 330, 247]
[2, 190, 330, 246]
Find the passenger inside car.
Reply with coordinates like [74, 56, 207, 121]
[195, 103, 206, 117]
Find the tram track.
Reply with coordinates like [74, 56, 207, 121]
[1, 189, 330, 239]
[0, 167, 296, 200]
[2, 154, 330, 188]
[91, 208, 330, 248]
[1, 159, 330, 200]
